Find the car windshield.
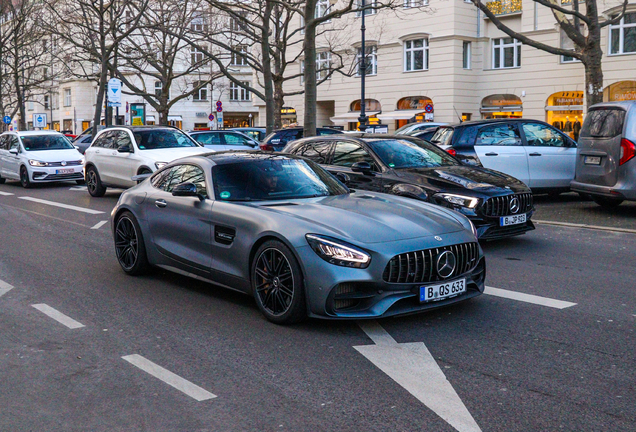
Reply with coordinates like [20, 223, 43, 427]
[21, 135, 74, 151]
[366, 139, 460, 169]
[212, 158, 349, 201]
[133, 129, 199, 150]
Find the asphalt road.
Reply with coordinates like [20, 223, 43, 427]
[0, 181, 634, 432]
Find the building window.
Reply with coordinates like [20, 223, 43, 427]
[231, 45, 248, 66]
[463, 41, 471, 69]
[191, 11, 206, 32]
[560, 28, 582, 63]
[64, 88, 71, 106]
[230, 81, 251, 101]
[609, 12, 636, 55]
[316, 51, 331, 80]
[404, 39, 428, 71]
[357, 45, 377, 76]
[404, 0, 427, 8]
[44, 95, 50, 110]
[52, 92, 59, 109]
[229, 11, 247, 31]
[357, 0, 378, 16]
[492, 37, 521, 69]
[155, 81, 162, 97]
[316, 0, 330, 17]
[191, 46, 204, 65]
[28, 100, 34, 111]
[193, 82, 208, 101]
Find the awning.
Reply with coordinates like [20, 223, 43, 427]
[168, 115, 183, 121]
[545, 105, 584, 111]
[480, 106, 523, 113]
[330, 111, 380, 125]
[376, 110, 426, 121]
[146, 115, 155, 122]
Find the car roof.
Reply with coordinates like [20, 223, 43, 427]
[438, 118, 554, 129]
[203, 150, 302, 166]
[232, 127, 266, 131]
[9, 130, 66, 137]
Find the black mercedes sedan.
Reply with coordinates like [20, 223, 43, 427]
[283, 134, 535, 240]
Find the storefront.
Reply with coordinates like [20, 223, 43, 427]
[545, 91, 583, 140]
[330, 99, 381, 131]
[480, 94, 522, 119]
[168, 115, 182, 130]
[281, 107, 297, 127]
[604, 81, 636, 102]
[376, 96, 433, 130]
[146, 115, 156, 125]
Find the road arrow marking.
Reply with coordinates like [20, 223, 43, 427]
[484, 286, 577, 309]
[0, 279, 14, 297]
[355, 321, 481, 432]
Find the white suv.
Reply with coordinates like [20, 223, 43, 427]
[84, 126, 209, 197]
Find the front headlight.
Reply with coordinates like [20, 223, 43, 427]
[80, 157, 85, 165]
[306, 234, 371, 268]
[155, 162, 167, 169]
[434, 193, 480, 209]
[29, 160, 48, 167]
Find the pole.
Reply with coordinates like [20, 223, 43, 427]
[358, 0, 368, 132]
[104, 82, 109, 127]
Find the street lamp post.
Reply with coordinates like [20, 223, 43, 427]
[358, 0, 368, 132]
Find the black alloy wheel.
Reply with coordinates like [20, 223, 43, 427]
[19, 166, 31, 188]
[86, 166, 106, 197]
[252, 240, 305, 324]
[114, 211, 148, 275]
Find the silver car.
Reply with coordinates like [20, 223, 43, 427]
[571, 102, 636, 208]
[111, 152, 485, 324]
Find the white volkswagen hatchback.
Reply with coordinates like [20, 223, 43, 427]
[84, 126, 209, 197]
[0, 131, 85, 188]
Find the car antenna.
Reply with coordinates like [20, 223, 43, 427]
[453, 106, 463, 123]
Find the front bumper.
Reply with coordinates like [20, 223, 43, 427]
[30, 165, 84, 182]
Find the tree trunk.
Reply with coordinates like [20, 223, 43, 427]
[273, 77, 284, 130]
[159, 106, 168, 125]
[260, 1, 275, 133]
[92, 67, 108, 140]
[303, 0, 317, 137]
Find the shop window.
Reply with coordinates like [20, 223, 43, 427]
[609, 12, 636, 55]
[492, 38, 521, 69]
[404, 39, 428, 71]
[603, 81, 636, 102]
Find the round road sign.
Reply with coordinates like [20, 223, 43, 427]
[208, 113, 215, 121]
[3, 116, 11, 124]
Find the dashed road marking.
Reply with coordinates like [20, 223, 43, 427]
[534, 219, 636, 235]
[70, 186, 87, 191]
[0, 279, 14, 297]
[122, 354, 217, 401]
[484, 286, 577, 309]
[356, 321, 481, 432]
[91, 220, 108, 230]
[18, 197, 104, 214]
[31, 304, 85, 329]
[0, 191, 14, 196]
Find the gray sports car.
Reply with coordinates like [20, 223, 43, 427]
[111, 152, 486, 324]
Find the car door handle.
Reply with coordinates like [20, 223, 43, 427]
[155, 199, 167, 208]
[95, 150, 100, 154]
[529, 152, 542, 156]
[485, 152, 498, 156]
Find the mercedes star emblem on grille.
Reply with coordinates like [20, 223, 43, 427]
[509, 197, 520, 214]
[436, 250, 456, 279]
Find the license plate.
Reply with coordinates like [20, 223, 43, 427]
[420, 279, 465, 302]
[56, 168, 75, 174]
[584, 156, 601, 165]
[500, 213, 526, 226]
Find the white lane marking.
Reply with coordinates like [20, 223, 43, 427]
[18, 197, 104, 214]
[91, 220, 108, 230]
[70, 186, 87, 191]
[122, 354, 216, 401]
[356, 321, 481, 432]
[31, 304, 85, 329]
[0, 191, 14, 196]
[484, 286, 577, 309]
[534, 219, 636, 235]
[0, 279, 14, 297]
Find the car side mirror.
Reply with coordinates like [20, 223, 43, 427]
[9, 148, 18, 155]
[117, 145, 131, 153]
[172, 182, 204, 201]
[351, 161, 374, 175]
[335, 172, 351, 185]
[74, 145, 80, 151]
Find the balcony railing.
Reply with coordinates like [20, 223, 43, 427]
[486, 0, 522, 16]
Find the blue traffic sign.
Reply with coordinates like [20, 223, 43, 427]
[2, 116, 11, 124]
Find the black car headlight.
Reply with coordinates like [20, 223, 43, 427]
[434, 193, 480, 209]
[306, 234, 371, 268]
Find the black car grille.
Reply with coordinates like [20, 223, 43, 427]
[382, 242, 479, 284]
[480, 221, 534, 240]
[40, 173, 84, 180]
[482, 193, 533, 217]
[47, 160, 83, 167]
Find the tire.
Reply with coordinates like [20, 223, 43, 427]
[76, 179, 86, 185]
[0, 174, 5, 184]
[591, 195, 623, 208]
[19, 166, 31, 188]
[251, 240, 306, 324]
[114, 211, 149, 275]
[86, 166, 106, 197]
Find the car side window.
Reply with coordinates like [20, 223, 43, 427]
[475, 124, 521, 146]
[456, 127, 478, 147]
[0, 136, 7, 150]
[154, 164, 208, 196]
[93, 131, 115, 149]
[522, 123, 567, 147]
[318, 128, 341, 136]
[9, 136, 20, 151]
[332, 142, 378, 170]
[114, 131, 133, 150]
[194, 133, 222, 146]
[294, 142, 333, 164]
[222, 133, 250, 146]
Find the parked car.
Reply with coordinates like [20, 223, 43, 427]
[283, 134, 535, 240]
[84, 126, 208, 197]
[430, 119, 578, 194]
[73, 125, 105, 143]
[0, 131, 84, 188]
[260, 127, 343, 151]
[189, 130, 259, 150]
[570, 102, 636, 208]
[73, 134, 94, 154]
[395, 122, 448, 135]
[410, 127, 441, 142]
[111, 151, 485, 323]
[230, 127, 267, 142]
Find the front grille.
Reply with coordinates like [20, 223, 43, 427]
[482, 193, 533, 217]
[41, 173, 84, 180]
[382, 242, 479, 284]
[47, 160, 83, 167]
[480, 222, 533, 240]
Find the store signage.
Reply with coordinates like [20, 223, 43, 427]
[482, 94, 522, 107]
[281, 107, 296, 114]
[130, 103, 145, 125]
[607, 81, 636, 101]
[196, 112, 207, 117]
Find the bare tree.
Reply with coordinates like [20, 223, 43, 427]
[471, 0, 630, 108]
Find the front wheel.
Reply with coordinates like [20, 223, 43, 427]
[86, 166, 106, 197]
[20, 166, 31, 188]
[251, 240, 306, 324]
[591, 195, 623, 208]
[114, 211, 149, 275]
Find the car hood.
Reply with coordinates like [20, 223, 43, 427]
[24, 148, 84, 162]
[394, 165, 529, 194]
[137, 147, 209, 161]
[252, 192, 467, 244]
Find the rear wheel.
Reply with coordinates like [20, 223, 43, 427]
[114, 211, 149, 275]
[0, 174, 5, 184]
[19, 166, 31, 188]
[86, 166, 106, 197]
[251, 240, 306, 324]
[591, 195, 623, 208]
